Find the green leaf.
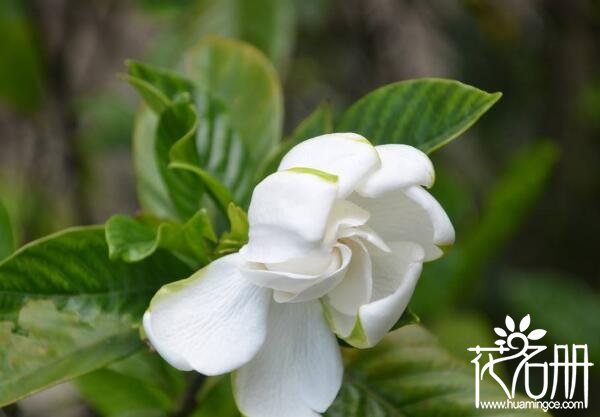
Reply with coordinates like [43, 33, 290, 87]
[106, 210, 215, 267]
[124, 75, 172, 115]
[337, 78, 501, 153]
[133, 106, 178, 219]
[126, 62, 198, 220]
[194, 91, 251, 203]
[125, 60, 195, 114]
[215, 203, 249, 257]
[184, 36, 283, 172]
[131, 38, 280, 215]
[0, 226, 191, 406]
[170, 161, 235, 216]
[0, 199, 15, 260]
[76, 350, 185, 417]
[326, 325, 545, 417]
[187, 0, 296, 72]
[413, 141, 559, 315]
[502, 271, 600, 367]
[155, 100, 204, 220]
[390, 307, 419, 331]
[257, 102, 333, 180]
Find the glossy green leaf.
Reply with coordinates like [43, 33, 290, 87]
[185, 36, 283, 169]
[502, 271, 600, 366]
[0, 199, 15, 260]
[413, 141, 559, 315]
[257, 102, 333, 180]
[105, 210, 215, 267]
[155, 100, 204, 220]
[76, 350, 185, 417]
[326, 325, 545, 417]
[0, 227, 191, 406]
[337, 78, 501, 153]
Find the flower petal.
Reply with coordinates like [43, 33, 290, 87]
[323, 199, 370, 246]
[278, 133, 380, 198]
[241, 169, 338, 263]
[143, 253, 271, 375]
[357, 144, 435, 197]
[266, 249, 333, 276]
[243, 244, 352, 303]
[273, 243, 352, 303]
[351, 186, 454, 261]
[327, 238, 372, 315]
[324, 242, 424, 348]
[234, 301, 343, 417]
[337, 224, 391, 253]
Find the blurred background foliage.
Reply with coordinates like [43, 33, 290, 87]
[0, 0, 599, 416]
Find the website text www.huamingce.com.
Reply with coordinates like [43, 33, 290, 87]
[479, 400, 585, 412]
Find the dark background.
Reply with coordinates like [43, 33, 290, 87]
[0, 1, 598, 416]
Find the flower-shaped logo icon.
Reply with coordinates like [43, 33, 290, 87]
[493, 314, 547, 354]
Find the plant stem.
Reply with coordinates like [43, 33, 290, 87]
[172, 373, 207, 417]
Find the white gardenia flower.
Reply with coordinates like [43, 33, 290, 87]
[143, 133, 454, 417]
